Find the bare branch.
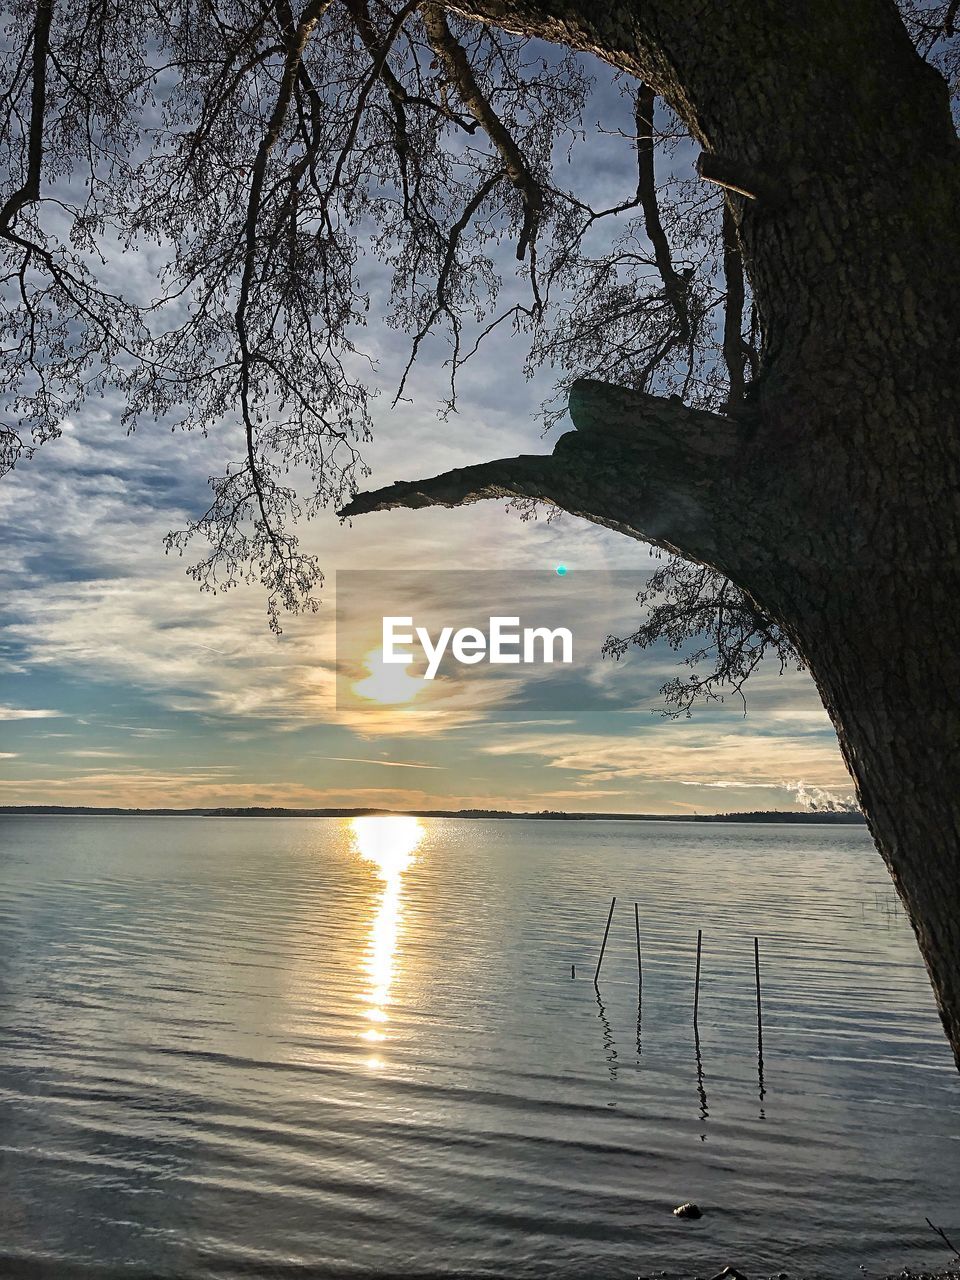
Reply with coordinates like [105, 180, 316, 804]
[0, 0, 775, 641]
[342, 379, 747, 565]
[0, 0, 52, 233]
[604, 558, 800, 718]
[340, 451, 557, 514]
[233, 0, 335, 618]
[721, 201, 746, 405]
[635, 84, 689, 343]
[395, 168, 505, 401]
[421, 3, 542, 260]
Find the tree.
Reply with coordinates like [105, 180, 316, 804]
[2, 0, 959, 1065]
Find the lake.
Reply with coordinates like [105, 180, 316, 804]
[1, 815, 958, 1278]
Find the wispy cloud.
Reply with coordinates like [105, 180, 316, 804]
[482, 725, 851, 792]
[310, 756, 446, 770]
[65, 749, 132, 759]
[0, 706, 65, 720]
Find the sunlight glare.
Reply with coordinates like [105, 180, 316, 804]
[353, 647, 424, 705]
[350, 816, 425, 1069]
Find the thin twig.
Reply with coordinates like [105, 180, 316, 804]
[927, 1216, 960, 1261]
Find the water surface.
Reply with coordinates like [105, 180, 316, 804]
[1, 816, 957, 1278]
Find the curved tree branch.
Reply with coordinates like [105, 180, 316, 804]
[0, 0, 52, 234]
[340, 380, 748, 565]
[421, 2, 543, 260]
[635, 84, 690, 346]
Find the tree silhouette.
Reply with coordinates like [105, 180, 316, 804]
[2, 0, 960, 1066]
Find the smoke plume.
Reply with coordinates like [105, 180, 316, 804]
[786, 780, 860, 813]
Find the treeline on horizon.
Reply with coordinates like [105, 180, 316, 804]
[0, 805, 865, 823]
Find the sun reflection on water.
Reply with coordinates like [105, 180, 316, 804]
[350, 816, 424, 1063]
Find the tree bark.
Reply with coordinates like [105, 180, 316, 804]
[793, 577, 960, 1063]
[342, 0, 960, 1067]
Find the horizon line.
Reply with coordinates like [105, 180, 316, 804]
[0, 804, 865, 822]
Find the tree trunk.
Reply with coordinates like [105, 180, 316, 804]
[343, 0, 960, 1067]
[792, 577, 960, 1062]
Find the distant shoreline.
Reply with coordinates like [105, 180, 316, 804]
[0, 805, 865, 823]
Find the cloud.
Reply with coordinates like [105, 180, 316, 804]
[482, 724, 851, 793]
[540, 788, 629, 799]
[0, 706, 66, 720]
[0, 769, 567, 812]
[310, 756, 446, 770]
[65, 749, 132, 759]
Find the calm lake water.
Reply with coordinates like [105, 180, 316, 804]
[1, 816, 958, 1279]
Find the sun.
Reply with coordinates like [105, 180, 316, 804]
[352, 646, 424, 705]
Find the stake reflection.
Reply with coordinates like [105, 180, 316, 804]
[350, 816, 424, 1064]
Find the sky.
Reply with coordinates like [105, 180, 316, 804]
[0, 337, 855, 814]
[0, 55, 857, 816]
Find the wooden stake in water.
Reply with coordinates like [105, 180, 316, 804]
[693, 928, 703, 1026]
[694, 1020, 709, 1124]
[635, 902, 643, 1058]
[755, 935, 765, 1095]
[571, 963, 576, 980]
[594, 896, 616, 985]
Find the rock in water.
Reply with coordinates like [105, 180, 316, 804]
[673, 1202, 703, 1219]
